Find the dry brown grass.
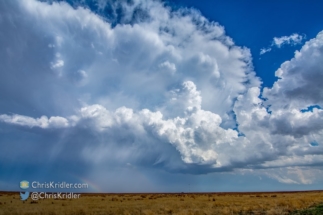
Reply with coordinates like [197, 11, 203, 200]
[0, 191, 322, 215]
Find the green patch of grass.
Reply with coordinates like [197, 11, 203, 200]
[290, 203, 323, 215]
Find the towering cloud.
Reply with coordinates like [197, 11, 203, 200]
[0, 0, 323, 188]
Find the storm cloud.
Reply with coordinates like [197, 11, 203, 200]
[1, 0, 323, 191]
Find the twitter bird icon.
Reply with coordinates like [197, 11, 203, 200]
[20, 191, 30, 201]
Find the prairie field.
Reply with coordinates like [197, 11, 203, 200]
[0, 191, 322, 215]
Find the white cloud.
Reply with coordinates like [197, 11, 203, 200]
[0, 114, 69, 128]
[234, 30, 323, 176]
[270, 175, 299, 184]
[259, 47, 271, 55]
[0, 0, 323, 185]
[158, 61, 176, 74]
[255, 167, 323, 185]
[273, 33, 304, 48]
[50, 59, 64, 69]
[17, 0, 258, 120]
[260, 33, 305, 55]
[263, 31, 323, 110]
[0, 82, 245, 168]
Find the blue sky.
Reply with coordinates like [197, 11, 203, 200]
[1, 0, 323, 192]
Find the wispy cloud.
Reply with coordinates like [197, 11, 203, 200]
[260, 33, 305, 55]
[259, 47, 272, 55]
[273, 33, 305, 48]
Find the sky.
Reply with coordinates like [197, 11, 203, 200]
[0, 0, 323, 192]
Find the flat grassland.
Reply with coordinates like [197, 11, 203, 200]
[0, 191, 322, 215]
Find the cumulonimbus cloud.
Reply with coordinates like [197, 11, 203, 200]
[0, 0, 323, 184]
